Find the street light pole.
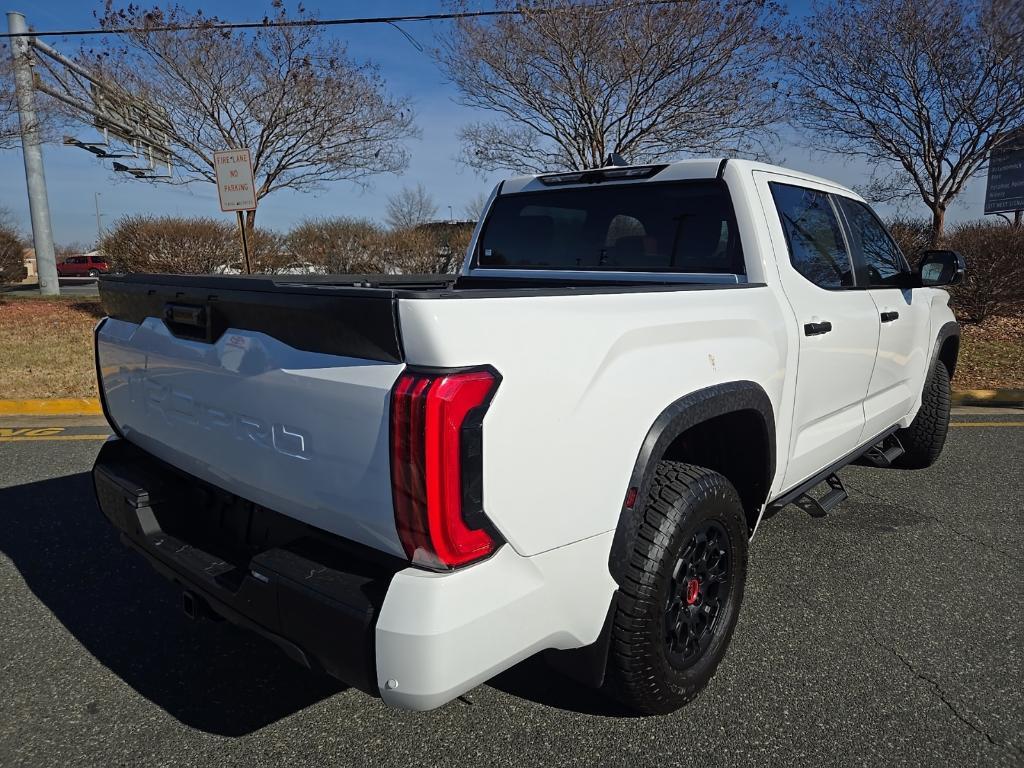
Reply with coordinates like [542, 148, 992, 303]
[7, 11, 59, 296]
[448, 205, 453, 223]
[94, 192, 103, 244]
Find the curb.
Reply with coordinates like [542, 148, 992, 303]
[951, 389, 1024, 407]
[0, 390, 1020, 417]
[0, 398, 102, 416]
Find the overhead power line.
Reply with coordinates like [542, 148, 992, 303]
[0, 2, 679, 39]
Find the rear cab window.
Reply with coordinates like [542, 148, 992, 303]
[476, 181, 745, 275]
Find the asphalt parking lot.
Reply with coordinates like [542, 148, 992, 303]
[1, 412, 1021, 767]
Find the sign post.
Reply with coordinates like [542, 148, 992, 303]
[984, 130, 1024, 228]
[214, 148, 258, 273]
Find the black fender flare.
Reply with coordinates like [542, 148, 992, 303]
[607, 381, 775, 585]
[929, 320, 960, 377]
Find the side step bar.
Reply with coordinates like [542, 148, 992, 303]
[768, 426, 901, 516]
[859, 433, 905, 468]
[794, 473, 847, 518]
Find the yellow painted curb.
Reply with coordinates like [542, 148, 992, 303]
[952, 389, 1024, 407]
[0, 390, 1018, 417]
[0, 398, 102, 416]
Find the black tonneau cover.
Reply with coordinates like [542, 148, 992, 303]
[99, 273, 417, 362]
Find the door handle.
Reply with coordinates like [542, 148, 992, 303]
[881, 311, 899, 323]
[804, 321, 833, 336]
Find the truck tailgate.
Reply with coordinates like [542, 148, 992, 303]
[95, 275, 408, 557]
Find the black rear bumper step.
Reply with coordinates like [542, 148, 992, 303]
[92, 438, 401, 694]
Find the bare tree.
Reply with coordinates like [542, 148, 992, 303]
[385, 183, 438, 231]
[787, 0, 1024, 244]
[0, 215, 27, 284]
[91, 2, 418, 233]
[0, 45, 18, 150]
[0, 206, 18, 232]
[463, 191, 489, 221]
[436, 0, 785, 173]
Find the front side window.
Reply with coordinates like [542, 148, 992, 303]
[769, 183, 854, 289]
[477, 181, 744, 274]
[836, 198, 909, 287]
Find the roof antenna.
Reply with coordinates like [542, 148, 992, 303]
[605, 152, 628, 167]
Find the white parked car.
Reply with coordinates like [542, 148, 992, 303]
[92, 159, 963, 714]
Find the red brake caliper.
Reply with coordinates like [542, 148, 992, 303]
[685, 577, 700, 606]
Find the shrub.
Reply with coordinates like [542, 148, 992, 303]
[99, 215, 289, 275]
[887, 217, 1024, 322]
[0, 225, 27, 284]
[248, 228, 290, 274]
[285, 218, 473, 275]
[941, 221, 1024, 322]
[286, 218, 383, 272]
[378, 224, 473, 275]
[99, 215, 238, 274]
[886, 217, 932, 265]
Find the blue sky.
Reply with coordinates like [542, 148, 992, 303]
[0, 0, 992, 246]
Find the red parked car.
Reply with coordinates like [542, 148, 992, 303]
[57, 254, 109, 277]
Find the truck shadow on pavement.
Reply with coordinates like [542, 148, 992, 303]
[0, 471, 344, 737]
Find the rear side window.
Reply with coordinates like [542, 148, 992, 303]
[835, 197, 909, 287]
[477, 181, 743, 274]
[769, 183, 854, 289]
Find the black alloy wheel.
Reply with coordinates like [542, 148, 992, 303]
[664, 521, 732, 669]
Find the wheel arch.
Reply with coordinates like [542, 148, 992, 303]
[608, 381, 775, 586]
[931, 321, 960, 378]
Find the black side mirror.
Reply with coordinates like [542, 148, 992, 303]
[917, 250, 966, 287]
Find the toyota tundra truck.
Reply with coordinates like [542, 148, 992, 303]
[91, 158, 965, 714]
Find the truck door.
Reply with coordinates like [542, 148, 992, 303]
[754, 173, 881, 490]
[833, 196, 933, 441]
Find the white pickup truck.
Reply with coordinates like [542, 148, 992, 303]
[92, 159, 964, 714]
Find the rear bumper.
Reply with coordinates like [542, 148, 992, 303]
[93, 438, 617, 710]
[92, 438, 396, 695]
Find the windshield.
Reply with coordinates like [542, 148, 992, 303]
[476, 180, 743, 274]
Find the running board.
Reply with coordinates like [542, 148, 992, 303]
[793, 473, 848, 518]
[767, 425, 900, 515]
[859, 433, 905, 468]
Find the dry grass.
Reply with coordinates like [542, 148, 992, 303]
[956, 315, 1024, 390]
[0, 295, 102, 399]
[0, 295, 1020, 398]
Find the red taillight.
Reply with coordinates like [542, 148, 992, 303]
[390, 368, 501, 569]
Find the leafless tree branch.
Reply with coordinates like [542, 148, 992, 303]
[786, 0, 1024, 243]
[436, 0, 786, 173]
[385, 183, 438, 231]
[87, 2, 419, 229]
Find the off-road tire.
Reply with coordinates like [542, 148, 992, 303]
[605, 461, 748, 715]
[893, 360, 951, 469]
